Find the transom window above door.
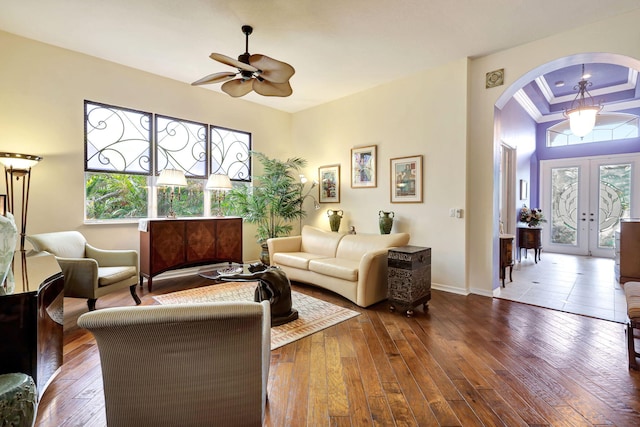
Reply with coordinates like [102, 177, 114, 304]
[547, 112, 639, 147]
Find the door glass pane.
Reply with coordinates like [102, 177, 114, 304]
[551, 167, 579, 245]
[598, 164, 631, 248]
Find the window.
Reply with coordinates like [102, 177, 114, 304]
[547, 112, 639, 147]
[84, 101, 251, 222]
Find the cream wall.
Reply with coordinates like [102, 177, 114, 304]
[291, 59, 469, 293]
[2, 8, 640, 296]
[0, 30, 291, 262]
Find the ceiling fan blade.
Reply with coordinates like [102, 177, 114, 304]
[191, 72, 237, 86]
[210, 53, 258, 72]
[253, 79, 293, 97]
[221, 78, 255, 97]
[249, 54, 295, 83]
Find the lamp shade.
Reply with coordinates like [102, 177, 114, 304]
[0, 152, 43, 170]
[157, 169, 187, 187]
[205, 174, 232, 190]
[567, 106, 599, 137]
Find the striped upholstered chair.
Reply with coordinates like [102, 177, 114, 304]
[78, 301, 271, 427]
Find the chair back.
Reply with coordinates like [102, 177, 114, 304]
[27, 231, 87, 258]
[78, 301, 270, 427]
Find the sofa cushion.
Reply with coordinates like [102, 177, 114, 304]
[626, 282, 640, 320]
[309, 258, 359, 282]
[300, 226, 345, 258]
[272, 252, 330, 270]
[98, 266, 137, 287]
[336, 233, 410, 261]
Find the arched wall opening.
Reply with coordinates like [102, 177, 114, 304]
[492, 52, 640, 290]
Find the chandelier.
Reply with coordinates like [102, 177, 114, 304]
[564, 64, 602, 137]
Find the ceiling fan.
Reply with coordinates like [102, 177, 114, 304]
[192, 25, 295, 98]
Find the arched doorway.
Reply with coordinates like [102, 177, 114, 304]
[492, 53, 640, 321]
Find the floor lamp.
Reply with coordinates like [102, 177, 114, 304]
[0, 152, 43, 252]
[157, 168, 187, 218]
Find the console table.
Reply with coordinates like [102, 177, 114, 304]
[518, 227, 542, 263]
[499, 234, 514, 287]
[139, 217, 243, 291]
[0, 252, 64, 398]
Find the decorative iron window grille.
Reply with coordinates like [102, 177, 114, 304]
[210, 126, 251, 181]
[85, 101, 152, 174]
[156, 115, 207, 178]
[84, 101, 251, 178]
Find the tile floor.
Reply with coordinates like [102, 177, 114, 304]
[495, 251, 627, 323]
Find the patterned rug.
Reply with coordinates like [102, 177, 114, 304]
[153, 281, 360, 350]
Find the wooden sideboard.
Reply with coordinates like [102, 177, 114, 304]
[518, 227, 542, 263]
[616, 219, 640, 284]
[139, 217, 243, 291]
[0, 252, 64, 398]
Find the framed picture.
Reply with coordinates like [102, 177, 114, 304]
[318, 164, 340, 203]
[520, 179, 528, 200]
[390, 155, 423, 203]
[351, 145, 377, 188]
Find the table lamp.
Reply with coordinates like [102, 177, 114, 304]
[205, 173, 232, 216]
[157, 168, 187, 218]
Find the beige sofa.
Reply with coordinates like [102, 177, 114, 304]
[267, 225, 410, 307]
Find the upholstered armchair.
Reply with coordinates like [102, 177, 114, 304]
[77, 301, 271, 427]
[26, 231, 140, 311]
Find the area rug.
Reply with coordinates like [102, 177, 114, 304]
[153, 282, 360, 350]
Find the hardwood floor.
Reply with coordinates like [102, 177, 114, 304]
[36, 274, 640, 426]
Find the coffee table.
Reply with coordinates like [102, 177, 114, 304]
[198, 262, 251, 281]
[198, 263, 299, 326]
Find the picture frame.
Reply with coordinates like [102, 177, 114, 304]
[390, 155, 423, 203]
[318, 164, 340, 203]
[520, 179, 528, 200]
[351, 145, 377, 188]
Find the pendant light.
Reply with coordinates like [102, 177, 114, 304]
[564, 64, 602, 137]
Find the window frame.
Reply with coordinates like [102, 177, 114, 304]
[84, 100, 251, 223]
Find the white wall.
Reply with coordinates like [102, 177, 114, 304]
[0, 30, 291, 262]
[292, 59, 469, 293]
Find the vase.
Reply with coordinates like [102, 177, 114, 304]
[327, 209, 343, 232]
[0, 213, 18, 286]
[379, 211, 394, 234]
[259, 242, 270, 265]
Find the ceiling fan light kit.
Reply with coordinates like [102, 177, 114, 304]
[192, 25, 295, 98]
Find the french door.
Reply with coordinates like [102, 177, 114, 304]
[540, 154, 640, 257]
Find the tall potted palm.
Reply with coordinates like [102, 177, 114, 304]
[223, 151, 308, 264]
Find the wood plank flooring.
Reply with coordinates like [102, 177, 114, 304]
[35, 274, 640, 426]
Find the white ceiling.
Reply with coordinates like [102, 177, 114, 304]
[2, 0, 640, 113]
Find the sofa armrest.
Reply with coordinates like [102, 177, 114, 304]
[86, 243, 139, 269]
[356, 248, 392, 307]
[267, 235, 302, 258]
